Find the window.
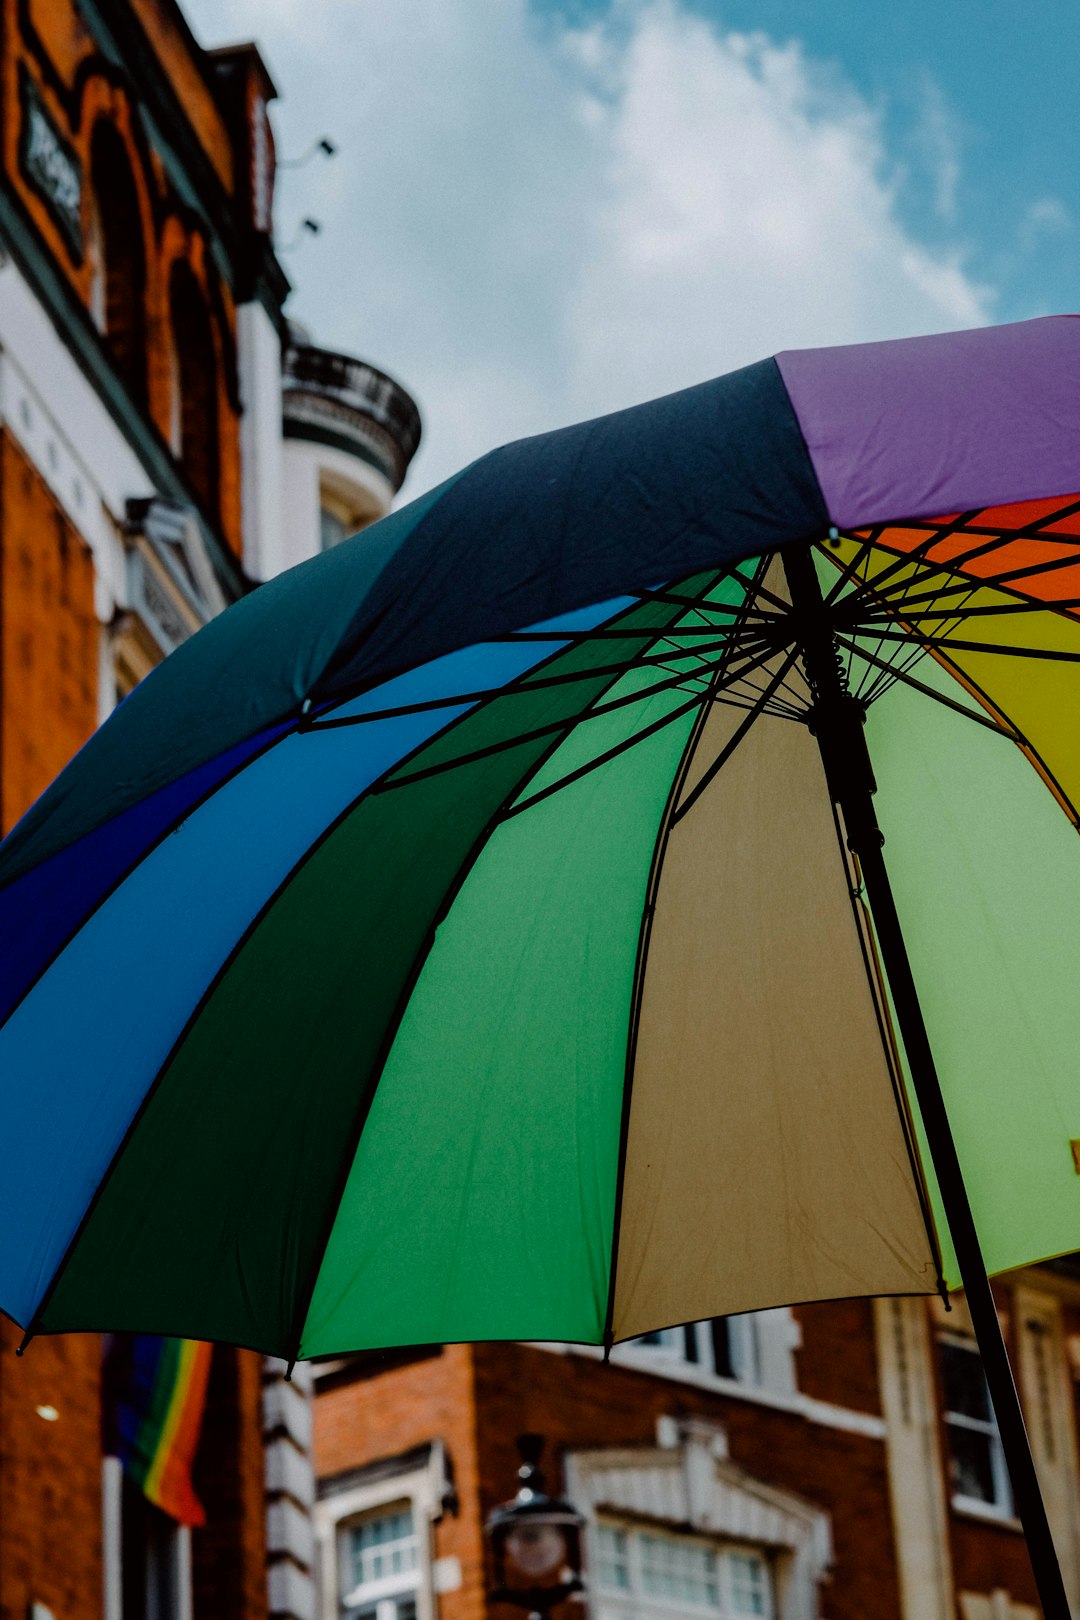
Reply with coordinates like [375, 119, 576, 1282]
[318, 475, 383, 551]
[594, 1523, 772, 1620]
[168, 261, 219, 520]
[629, 1317, 763, 1385]
[320, 504, 351, 551]
[940, 1335, 1013, 1514]
[88, 122, 147, 405]
[103, 1457, 190, 1620]
[340, 1504, 420, 1620]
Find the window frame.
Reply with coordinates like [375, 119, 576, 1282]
[939, 1331, 1014, 1519]
[619, 1314, 771, 1391]
[340, 1500, 421, 1619]
[314, 1449, 449, 1620]
[592, 1518, 774, 1620]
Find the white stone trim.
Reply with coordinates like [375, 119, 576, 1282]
[873, 1296, 953, 1620]
[265, 1357, 318, 1620]
[567, 1421, 831, 1620]
[237, 300, 285, 580]
[0, 249, 154, 622]
[542, 1342, 886, 1439]
[314, 1448, 449, 1620]
[102, 1456, 123, 1620]
[1012, 1283, 1080, 1609]
[280, 437, 393, 572]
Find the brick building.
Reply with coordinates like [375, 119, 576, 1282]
[0, 0, 419, 1615]
[311, 1269, 1080, 1620]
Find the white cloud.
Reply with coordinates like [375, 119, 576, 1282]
[185, 0, 992, 495]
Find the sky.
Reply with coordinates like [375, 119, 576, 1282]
[183, 0, 1080, 497]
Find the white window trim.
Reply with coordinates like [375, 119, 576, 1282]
[314, 1450, 447, 1620]
[101, 1455, 193, 1620]
[340, 1503, 420, 1613]
[567, 1424, 832, 1620]
[592, 1518, 775, 1620]
[622, 1317, 764, 1387]
[533, 1334, 886, 1443]
[940, 1332, 1014, 1521]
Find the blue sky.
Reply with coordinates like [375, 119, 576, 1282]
[185, 0, 1077, 494]
[673, 0, 1078, 319]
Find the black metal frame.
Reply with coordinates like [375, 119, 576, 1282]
[783, 543, 1070, 1620]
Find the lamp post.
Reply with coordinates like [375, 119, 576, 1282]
[486, 1435, 584, 1620]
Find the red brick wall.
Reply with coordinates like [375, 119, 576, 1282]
[0, 428, 104, 1619]
[3, 1, 246, 555]
[796, 1299, 883, 1415]
[316, 1346, 489, 1620]
[314, 1321, 907, 1620]
[0, 430, 98, 831]
[0, 1322, 105, 1620]
[0, 429, 268, 1620]
[934, 1286, 1040, 1610]
[469, 1341, 902, 1620]
[192, 1348, 269, 1620]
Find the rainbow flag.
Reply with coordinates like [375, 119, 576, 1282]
[105, 1336, 213, 1526]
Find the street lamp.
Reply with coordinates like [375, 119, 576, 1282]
[486, 1434, 584, 1620]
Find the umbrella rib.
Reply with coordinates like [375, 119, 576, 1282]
[378, 638, 786, 793]
[915, 497, 1080, 569]
[824, 501, 1080, 631]
[854, 542, 1080, 618]
[839, 623, 1080, 827]
[0, 589, 732, 1053]
[0, 721, 304, 1045]
[822, 794, 946, 1290]
[671, 647, 802, 825]
[500, 635, 791, 819]
[308, 571, 743, 717]
[501, 692, 709, 821]
[838, 626, 1080, 662]
[600, 552, 772, 1351]
[301, 637, 739, 730]
[25, 588, 722, 1358]
[827, 511, 982, 614]
[861, 598, 1080, 622]
[819, 527, 884, 607]
[832, 636, 1015, 735]
[899, 642, 1080, 828]
[279, 628, 743, 1368]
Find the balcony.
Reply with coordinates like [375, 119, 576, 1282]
[282, 341, 422, 492]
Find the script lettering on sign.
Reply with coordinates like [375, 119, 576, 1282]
[19, 68, 82, 259]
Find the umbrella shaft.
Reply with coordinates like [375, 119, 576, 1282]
[783, 543, 1071, 1620]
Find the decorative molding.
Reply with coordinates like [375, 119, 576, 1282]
[1012, 1283, 1080, 1610]
[313, 1444, 454, 1620]
[567, 1423, 831, 1620]
[873, 1297, 954, 1620]
[548, 1341, 886, 1439]
[265, 1356, 317, 1620]
[0, 186, 246, 597]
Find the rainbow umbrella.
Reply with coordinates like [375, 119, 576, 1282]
[2, 316, 1080, 1613]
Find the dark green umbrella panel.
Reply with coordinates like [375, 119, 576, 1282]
[2, 318, 1080, 1367]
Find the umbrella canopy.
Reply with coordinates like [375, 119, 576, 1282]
[2, 315, 1080, 1366]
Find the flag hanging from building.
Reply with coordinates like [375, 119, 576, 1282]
[105, 1335, 212, 1526]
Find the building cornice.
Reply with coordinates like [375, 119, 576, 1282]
[18, 0, 289, 310]
[0, 183, 247, 599]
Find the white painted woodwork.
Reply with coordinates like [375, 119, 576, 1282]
[873, 1296, 954, 1620]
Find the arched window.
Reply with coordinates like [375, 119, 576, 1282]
[168, 261, 219, 519]
[88, 122, 147, 406]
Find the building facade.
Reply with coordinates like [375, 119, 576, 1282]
[312, 1269, 1080, 1620]
[0, 0, 419, 1615]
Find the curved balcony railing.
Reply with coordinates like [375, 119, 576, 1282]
[282, 342, 422, 490]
